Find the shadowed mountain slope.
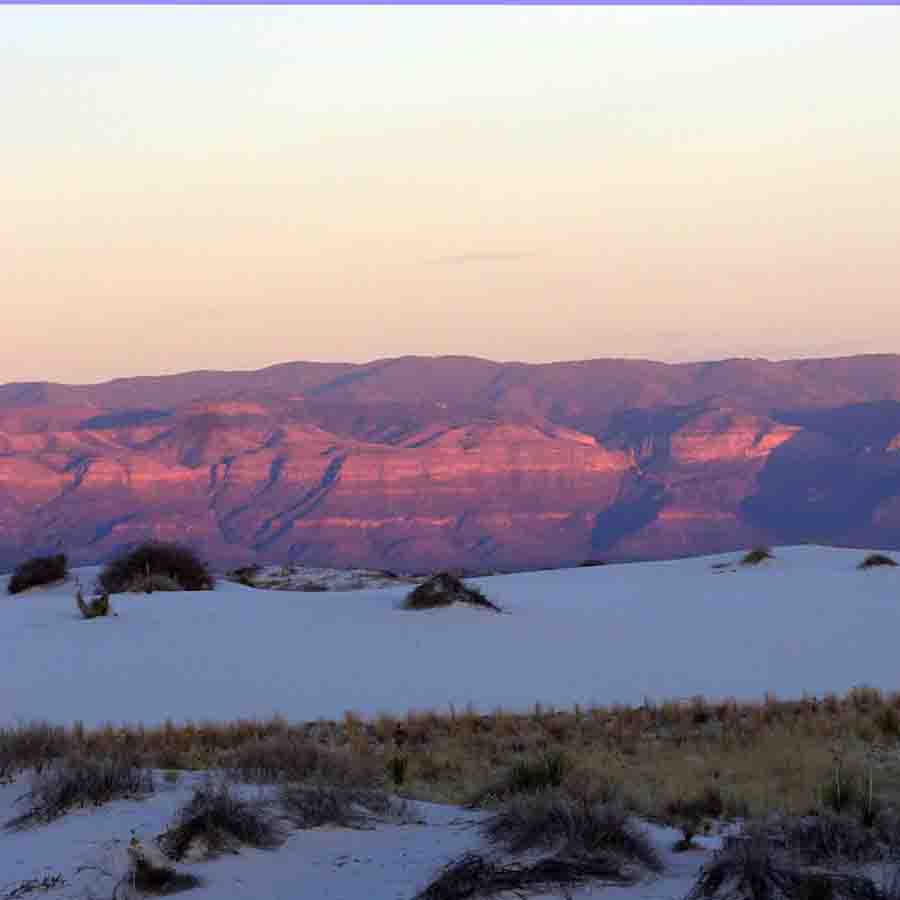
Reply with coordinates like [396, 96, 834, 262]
[3, 354, 900, 572]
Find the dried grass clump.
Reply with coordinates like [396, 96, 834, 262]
[7, 554, 68, 595]
[741, 547, 774, 566]
[2, 875, 66, 897]
[124, 573, 182, 594]
[689, 827, 883, 900]
[403, 573, 500, 612]
[227, 564, 262, 587]
[666, 785, 725, 849]
[225, 733, 380, 787]
[858, 554, 898, 570]
[126, 837, 202, 895]
[280, 783, 397, 829]
[76, 587, 111, 619]
[99, 542, 214, 594]
[470, 753, 569, 807]
[6, 754, 153, 829]
[485, 790, 661, 871]
[782, 814, 881, 865]
[414, 851, 634, 900]
[0, 721, 70, 779]
[159, 781, 282, 861]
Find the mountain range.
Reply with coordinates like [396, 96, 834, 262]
[3, 354, 900, 573]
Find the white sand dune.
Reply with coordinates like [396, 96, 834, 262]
[4, 545, 899, 728]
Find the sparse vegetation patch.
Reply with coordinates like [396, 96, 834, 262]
[7, 554, 68, 595]
[225, 733, 380, 787]
[688, 826, 886, 900]
[75, 585, 111, 619]
[485, 790, 661, 869]
[125, 573, 182, 593]
[126, 838, 202, 896]
[1, 874, 66, 899]
[414, 851, 635, 900]
[159, 781, 282, 860]
[6, 755, 153, 829]
[99, 542, 214, 593]
[0, 722, 68, 779]
[279, 783, 397, 829]
[11, 688, 900, 832]
[741, 547, 774, 566]
[859, 553, 898, 570]
[227, 564, 262, 587]
[403, 573, 501, 612]
[470, 753, 569, 806]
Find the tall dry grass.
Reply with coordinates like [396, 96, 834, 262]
[4, 689, 900, 826]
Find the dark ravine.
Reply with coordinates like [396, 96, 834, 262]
[3, 354, 900, 573]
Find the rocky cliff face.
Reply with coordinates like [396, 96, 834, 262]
[4, 355, 900, 573]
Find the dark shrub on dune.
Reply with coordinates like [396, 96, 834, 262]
[159, 781, 282, 860]
[7, 554, 68, 595]
[0, 722, 69, 778]
[6, 754, 153, 829]
[225, 733, 380, 787]
[858, 553, 898, 570]
[688, 826, 882, 900]
[414, 852, 634, 900]
[485, 790, 660, 867]
[403, 572, 500, 611]
[740, 547, 774, 566]
[99, 542, 214, 593]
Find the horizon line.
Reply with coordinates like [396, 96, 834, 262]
[4, 350, 900, 392]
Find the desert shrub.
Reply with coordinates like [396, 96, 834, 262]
[126, 838, 202, 895]
[414, 851, 634, 900]
[388, 754, 409, 786]
[858, 554, 898, 570]
[7, 554, 68, 595]
[0, 721, 70, 779]
[403, 573, 500, 612]
[875, 706, 900, 738]
[281, 783, 365, 829]
[159, 781, 282, 861]
[76, 588, 111, 619]
[123, 573, 182, 594]
[667, 785, 726, 848]
[509, 753, 568, 793]
[280, 783, 393, 829]
[820, 768, 862, 816]
[99, 542, 214, 594]
[689, 828, 881, 900]
[469, 752, 568, 806]
[485, 790, 661, 870]
[228, 564, 262, 587]
[7, 754, 153, 828]
[741, 547, 774, 566]
[783, 814, 881, 865]
[225, 734, 380, 787]
[2, 875, 66, 897]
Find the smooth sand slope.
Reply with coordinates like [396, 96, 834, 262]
[4, 546, 899, 727]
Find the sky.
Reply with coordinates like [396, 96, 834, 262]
[2, 6, 900, 384]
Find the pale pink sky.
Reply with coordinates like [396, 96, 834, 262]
[2, 6, 899, 384]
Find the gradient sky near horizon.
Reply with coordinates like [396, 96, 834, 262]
[3, 6, 900, 385]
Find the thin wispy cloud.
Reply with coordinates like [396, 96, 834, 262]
[429, 252, 537, 266]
